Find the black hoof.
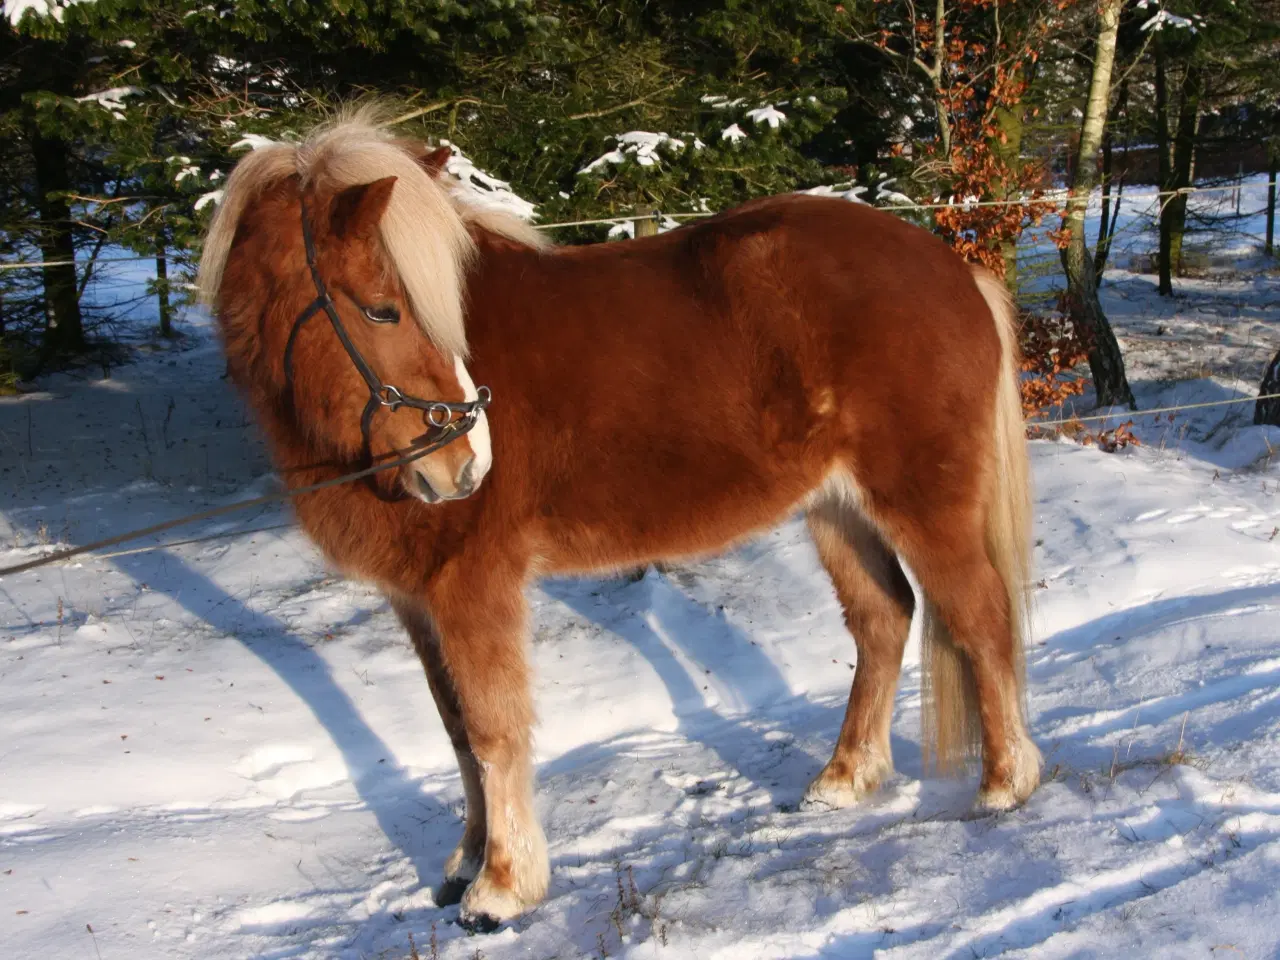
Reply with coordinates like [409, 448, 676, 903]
[435, 877, 470, 907]
[457, 912, 501, 934]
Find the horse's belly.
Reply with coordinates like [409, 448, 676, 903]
[536, 463, 821, 574]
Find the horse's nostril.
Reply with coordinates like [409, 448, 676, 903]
[415, 471, 440, 503]
[456, 457, 477, 496]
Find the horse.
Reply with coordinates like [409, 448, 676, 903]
[198, 109, 1040, 929]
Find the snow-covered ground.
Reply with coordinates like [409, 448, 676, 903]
[4, 207, 1280, 959]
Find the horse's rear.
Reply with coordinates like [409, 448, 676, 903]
[466, 191, 1039, 815]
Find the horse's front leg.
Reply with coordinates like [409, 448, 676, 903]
[419, 568, 548, 928]
[391, 598, 487, 905]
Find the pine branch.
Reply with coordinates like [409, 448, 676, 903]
[565, 82, 682, 121]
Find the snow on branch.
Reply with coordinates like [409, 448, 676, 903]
[194, 191, 223, 212]
[745, 105, 787, 128]
[701, 95, 747, 110]
[803, 184, 869, 204]
[802, 177, 915, 208]
[75, 86, 140, 120]
[1140, 11, 1200, 32]
[5, 0, 94, 26]
[439, 142, 537, 221]
[231, 134, 277, 151]
[578, 132, 689, 175]
[1135, 1, 1202, 32]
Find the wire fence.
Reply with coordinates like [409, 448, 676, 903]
[1, 181, 1267, 273]
[3, 388, 1278, 576]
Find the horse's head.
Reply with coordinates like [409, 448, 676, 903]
[202, 124, 492, 504]
[293, 171, 491, 502]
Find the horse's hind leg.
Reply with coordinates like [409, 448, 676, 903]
[391, 598, 486, 906]
[801, 483, 915, 809]
[879, 506, 1041, 810]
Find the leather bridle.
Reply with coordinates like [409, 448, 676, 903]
[282, 200, 491, 475]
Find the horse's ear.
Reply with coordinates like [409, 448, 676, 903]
[417, 146, 452, 178]
[329, 176, 397, 240]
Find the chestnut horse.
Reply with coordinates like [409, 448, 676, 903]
[199, 112, 1039, 928]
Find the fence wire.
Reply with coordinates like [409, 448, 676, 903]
[1, 181, 1266, 272]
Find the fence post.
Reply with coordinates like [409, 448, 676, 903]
[633, 204, 659, 238]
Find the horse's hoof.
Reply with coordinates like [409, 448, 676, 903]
[801, 754, 889, 811]
[800, 777, 863, 811]
[435, 877, 470, 907]
[975, 737, 1042, 813]
[456, 911, 501, 934]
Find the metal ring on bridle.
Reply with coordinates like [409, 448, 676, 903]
[428, 403, 453, 427]
[379, 385, 406, 409]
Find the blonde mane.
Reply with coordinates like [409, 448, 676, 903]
[198, 107, 545, 359]
[451, 198, 551, 251]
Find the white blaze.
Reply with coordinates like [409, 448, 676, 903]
[454, 356, 493, 479]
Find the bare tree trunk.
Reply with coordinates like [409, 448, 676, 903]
[994, 99, 1025, 290]
[1159, 62, 1203, 295]
[155, 239, 173, 338]
[1153, 33, 1172, 284]
[931, 0, 951, 160]
[1094, 81, 1127, 285]
[1265, 151, 1276, 258]
[1256, 347, 1280, 426]
[1060, 0, 1134, 409]
[26, 120, 85, 362]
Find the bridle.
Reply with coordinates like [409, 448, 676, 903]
[282, 200, 491, 477]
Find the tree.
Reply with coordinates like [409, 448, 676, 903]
[1144, 0, 1279, 294]
[3, 0, 219, 365]
[829, 0, 1066, 284]
[1058, 0, 1134, 409]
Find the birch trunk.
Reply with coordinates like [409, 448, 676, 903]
[1059, 0, 1134, 409]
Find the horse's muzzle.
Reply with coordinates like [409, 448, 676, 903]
[411, 455, 481, 504]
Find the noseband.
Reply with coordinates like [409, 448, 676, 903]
[283, 201, 490, 474]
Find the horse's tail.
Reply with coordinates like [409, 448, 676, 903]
[921, 266, 1033, 773]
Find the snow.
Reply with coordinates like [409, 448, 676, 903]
[579, 132, 688, 175]
[720, 123, 747, 143]
[76, 86, 140, 120]
[194, 191, 223, 212]
[437, 142, 537, 221]
[701, 95, 747, 110]
[4, 202, 1280, 959]
[1141, 10, 1200, 32]
[1136, 0, 1202, 33]
[803, 183, 869, 203]
[745, 105, 787, 129]
[231, 134, 276, 152]
[4, 0, 92, 26]
[802, 178, 915, 208]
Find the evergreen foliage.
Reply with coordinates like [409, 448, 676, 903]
[2, 0, 1277, 377]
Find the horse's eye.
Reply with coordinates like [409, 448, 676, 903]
[363, 303, 400, 324]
